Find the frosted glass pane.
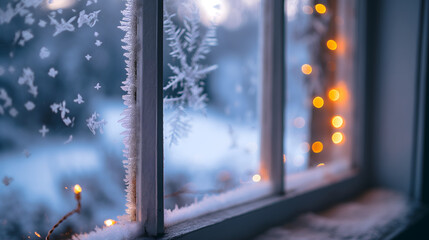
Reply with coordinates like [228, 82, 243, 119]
[0, 1, 126, 238]
[163, 0, 267, 225]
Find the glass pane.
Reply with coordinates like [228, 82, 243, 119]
[0, 1, 126, 239]
[163, 0, 267, 226]
[284, 0, 356, 190]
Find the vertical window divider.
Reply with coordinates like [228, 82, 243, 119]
[137, 0, 164, 236]
[261, 0, 286, 195]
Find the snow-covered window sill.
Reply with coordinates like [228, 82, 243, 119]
[254, 189, 421, 240]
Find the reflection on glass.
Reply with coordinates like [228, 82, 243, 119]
[285, 0, 355, 189]
[163, 0, 266, 226]
[0, 1, 125, 239]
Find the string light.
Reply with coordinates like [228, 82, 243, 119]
[46, 184, 82, 240]
[104, 219, 117, 227]
[327, 40, 337, 50]
[312, 141, 323, 153]
[313, 96, 324, 108]
[252, 174, 261, 182]
[316, 163, 325, 167]
[315, 4, 326, 14]
[328, 88, 340, 101]
[301, 64, 313, 75]
[332, 116, 344, 128]
[34, 232, 41, 238]
[332, 132, 344, 144]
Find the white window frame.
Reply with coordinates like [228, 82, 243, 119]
[136, 0, 371, 238]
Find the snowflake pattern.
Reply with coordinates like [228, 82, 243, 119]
[39, 125, 49, 137]
[18, 68, 38, 98]
[73, 94, 85, 104]
[86, 112, 106, 135]
[39, 47, 50, 59]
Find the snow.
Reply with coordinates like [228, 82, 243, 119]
[71, 221, 139, 240]
[165, 181, 272, 226]
[49, 15, 76, 36]
[77, 10, 101, 28]
[86, 54, 92, 61]
[255, 189, 411, 240]
[38, 125, 49, 137]
[95, 39, 103, 46]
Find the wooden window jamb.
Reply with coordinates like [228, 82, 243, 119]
[137, 0, 164, 236]
[261, 0, 285, 194]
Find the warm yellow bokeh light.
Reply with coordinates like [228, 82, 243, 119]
[74, 184, 82, 194]
[313, 96, 324, 108]
[312, 141, 323, 153]
[332, 132, 344, 144]
[46, 0, 76, 10]
[34, 232, 41, 238]
[301, 64, 313, 75]
[328, 89, 340, 101]
[104, 219, 117, 227]
[332, 116, 344, 128]
[315, 4, 326, 14]
[327, 40, 337, 50]
[252, 174, 261, 182]
[316, 163, 325, 167]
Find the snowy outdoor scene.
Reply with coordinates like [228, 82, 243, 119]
[0, 0, 356, 239]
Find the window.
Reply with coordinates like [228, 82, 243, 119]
[3, 0, 429, 239]
[138, 0, 362, 237]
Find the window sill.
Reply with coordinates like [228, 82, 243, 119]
[138, 169, 364, 240]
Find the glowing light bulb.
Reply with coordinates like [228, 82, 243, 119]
[252, 174, 261, 182]
[104, 219, 117, 227]
[312, 141, 323, 153]
[34, 232, 41, 238]
[301, 64, 312, 75]
[332, 132, 344, 144]
[328, 89, 340, 101]
[315, 4, 326, 14]
[332, 116, 344, 128]
[313, 96, 324, 108]
[327, 40, 337, 50]
[74, 184, 82, 194]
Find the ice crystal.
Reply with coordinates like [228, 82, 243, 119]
[85, 54, 92, 61]
[15, 29, 34, 46]
[77, 10, 101, 28]
[48, 67, 58, 78]
[38, 19, 47, 27]
[39, 125, 49, 137]
[86, 112, 106, 135]
[86, 0, 98, 7]
[95, 39, 102, 46]
[64, 135, 73, 144]
[94, 82, 101, 90]
[49, 16, 76, 37]
[94, 31, 99, 37]
[163, 5, 218, 145]
[39, 47, 50, 59]
[25, 13, 34, 25]
[0, 66, 5, 76]
[24, 101, 35, 111]
[118, 0, 138, 220]
[50, 101, 73, 126]
[18, 68, 38, 98]
[0, 88, 12, 108]
[73, 94, 85, 104]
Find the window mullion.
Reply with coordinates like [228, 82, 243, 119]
[261, 0, 286, 194]
[137, 0, 164, 236]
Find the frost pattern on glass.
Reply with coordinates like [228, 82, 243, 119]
[163, 4, 218, 146]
